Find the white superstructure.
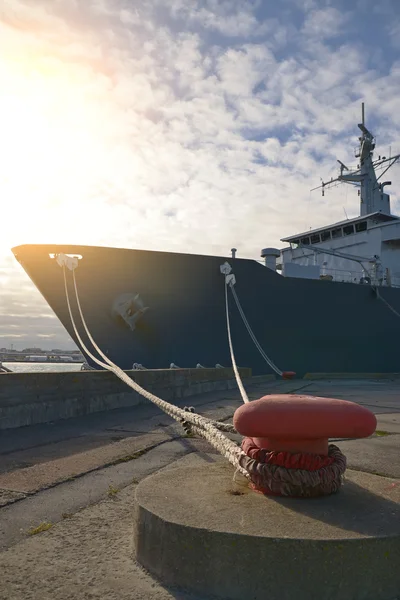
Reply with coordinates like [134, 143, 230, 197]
[279, 104, 400, 286]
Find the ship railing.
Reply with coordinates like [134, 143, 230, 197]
[320, 267, 365, 284]
[320, 267, 400, 287]
[256, 259, 400, 287]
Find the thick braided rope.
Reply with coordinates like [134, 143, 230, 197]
[63, 265, 346, 494]
[68, 268, 237, 434]
[224, 275, 249, 403]
[208, 421, 237, 433]
[181, 407, 236, 434]
[240, 444, 346, 497]
[63, 266, 248, 477]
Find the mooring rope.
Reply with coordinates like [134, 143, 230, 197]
[224, 273, 249, 403]
[57, 256, 346, 497]
[220, 261, 284, 377]
[240, 439, 346, 498]
[62, 264, 246, 474]
[374, 286, 400, 319]
[230, 286, 283, 376]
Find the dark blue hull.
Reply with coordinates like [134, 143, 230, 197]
[12, 244, 400, 376]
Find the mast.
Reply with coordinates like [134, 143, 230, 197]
[342, 102, 380, 215]
[312, 103, 400, 216]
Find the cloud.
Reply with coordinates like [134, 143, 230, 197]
[301, 7, 350, 40]
[216, 44, 276, 96]
[0, 256, 76, 349]
[158, 0, 268, 38]
[388, 19, 400, 49]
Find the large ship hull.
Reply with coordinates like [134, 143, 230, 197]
[11, 244, 400, 376]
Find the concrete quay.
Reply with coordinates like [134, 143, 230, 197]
[0, 366, 257, 430]
[0, 377, 399, 599]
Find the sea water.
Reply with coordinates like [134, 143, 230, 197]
[2, 362, 83, 373]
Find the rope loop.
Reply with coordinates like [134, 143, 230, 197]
[240, 442, 346, 498]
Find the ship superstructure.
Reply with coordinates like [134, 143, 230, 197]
[274, 104, 400, 286]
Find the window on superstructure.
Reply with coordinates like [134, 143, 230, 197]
[300, 237, 310, 245]
[343, 224, 354, 236]
[331, 228, 343, 239]
[320, 230, 331, 242]
[355, 221, 367, 232]
[310, 233, 320, 244]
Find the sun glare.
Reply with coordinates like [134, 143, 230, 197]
[0, 54, 112, 254]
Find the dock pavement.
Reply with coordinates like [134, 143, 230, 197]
[0, 377, 399, 600]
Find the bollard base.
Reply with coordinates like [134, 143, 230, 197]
[134, 458, 400, 600]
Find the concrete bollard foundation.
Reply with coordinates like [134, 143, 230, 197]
[134, 459, 400, 600]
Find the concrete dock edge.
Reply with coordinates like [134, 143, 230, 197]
[0, 368, 275, 430]
[304, 372, 400, 380]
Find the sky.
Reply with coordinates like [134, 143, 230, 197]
[1, 0, 400, 350]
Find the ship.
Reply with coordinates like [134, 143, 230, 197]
[11, 104, 400, 377]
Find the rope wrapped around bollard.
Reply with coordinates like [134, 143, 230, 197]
[180, 413, 347, 497]
[239, 439, 347, 498]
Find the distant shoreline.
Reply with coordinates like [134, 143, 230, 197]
[3, 359, 83, 364]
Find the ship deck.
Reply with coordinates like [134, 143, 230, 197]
[0, 376, 399, 599]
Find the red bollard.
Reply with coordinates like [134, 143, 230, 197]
[282, 371, 296, 380]
[233, 394, 377, 497]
